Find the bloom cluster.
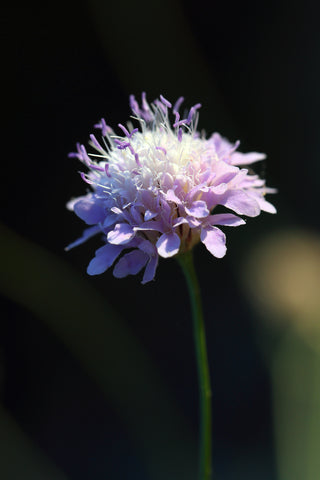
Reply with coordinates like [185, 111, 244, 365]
[67, 93, 276, 283]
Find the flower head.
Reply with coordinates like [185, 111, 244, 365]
[67, 93, 276, 283]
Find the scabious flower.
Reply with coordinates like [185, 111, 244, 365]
[67, 93, 276, 284]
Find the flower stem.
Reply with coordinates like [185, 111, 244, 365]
[178, 251, 212, 480]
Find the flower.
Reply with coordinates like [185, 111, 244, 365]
[67, 93, 276, 284]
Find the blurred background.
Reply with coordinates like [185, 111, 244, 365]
[1, 1, 320, 479]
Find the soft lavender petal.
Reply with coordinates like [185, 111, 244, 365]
[156, 232, 181, 258]
[212, 161, 239, 185]
[173, 217, 189, 228]
[87, 244, 124, 275]
[231, 151, 266, 166]
[248, 193, 277, 214]
[65, 226, 101, 251]
[144, 210, 158, 221]
[200, 226, 227, 258]
[208, 213, 245, 227]
[107, 223, 135, 245]
[73, 198, 105, 225]
[165, 189, 182, 205]
[113, 250, 148, 278]
[222, 190, 261, 217]
[134, 220, 164, 232]
[142, 255, 159, 284]
[185, 200, 209, 218]
[103, 213, 118, 228]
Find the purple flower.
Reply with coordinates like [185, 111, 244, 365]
[67, 94, 276, 283]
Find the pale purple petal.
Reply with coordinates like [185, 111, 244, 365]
[74, 198, 105, 225]
[200, 226, 227, 258]
[137, 239, 156, 256]
[222, 190, 261, 217]
[113, 250, 148, 278]
[249, 194, 277, 214]
[209, 184, 229, 195]
[208, 213, 245, 227]
[144, 210, 158, 221]
[212, 161, 239, 184]
[259, 199, 277, 214]
[134, 220, 164, 232]
[87, 244, 124, 275]
[231, 151, 266, 166]
[165, 189, 182, 205]
[107, 223, 135, 245]
[156, 232, 181, 258]
[142, 255, 159, 284]
[65, 225, 101, 251]
[103, 213, 118, 228]
[185, 200, 209, 218]
[173, 217, 189, 228]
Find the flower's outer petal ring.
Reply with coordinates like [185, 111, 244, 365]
[208, 213, 245, 227]
[156, 232, 181, 258]
[185, 200, 210, 218]
[74, 198, 105, 225]
[87, 244, 124, 275]
[113, 250, 148, 278]
[142, 255, 159, 284]
[200, 226, 227, 258]
[231, 152, 266, 166]
[107, 223, 135, 245]
[65, 225, 101, 251]
[222, 190, 261, 217]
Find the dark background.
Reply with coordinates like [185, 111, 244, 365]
[1, 1, 320, 479]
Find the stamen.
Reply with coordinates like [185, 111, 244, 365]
[187, 103, 202, 124]
[90, 134, 105, 152]
[156, 146, 167, 155]
[79, 172, 94, 184]
[68, 152, 80, 159]
[80, 145, 91, 165]
[173, 118, 188, 128]
[142, 92, 149, 111]
[118, 123, 130, 137]
[89, 163, 104, 172]
[160, 94, 172, 108]
[130, 94, 140, 115]
[94, 118, 110, 137]
[173, 96, 184, 114]
[105, 163, 111, 177]
[118, 123, 139, 139]
[134, 153, 141, 166]
[88, 153, 108, 158]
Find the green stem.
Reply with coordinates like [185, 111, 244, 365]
[178, 251, 212, 480]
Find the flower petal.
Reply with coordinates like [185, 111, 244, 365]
[65, 225, 101, 251]
[103, 213, 118, 228]
[156, 232, 181, 258]
[74, 198, 105, 225]
[222, 190, 261, 217]
[185, 200, 209, 218]
[144, 209, 158, 221]
[208, 213, 245, 227]
[142, 255, 159, 284]
[200, 226, 226, 258]
[113, 250, 148, 278]
[231, 151, 266, 166]
[165, 189, 182, 205]
[253, 195, 277, 214]
[87, 244, 124, 275]
[107, 223, 135, 245]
